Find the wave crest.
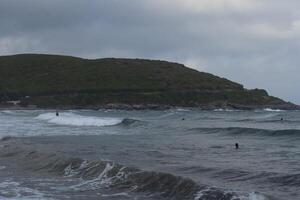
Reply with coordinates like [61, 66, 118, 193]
[0, 140, 255, 200]
[36, 112, 123, 127]
[263, 108, 285, 112]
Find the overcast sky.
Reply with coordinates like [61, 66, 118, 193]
[0, 0, 300, 104]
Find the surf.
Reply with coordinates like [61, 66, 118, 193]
[0, 138, 270, 200]
[36, 112, 123, 127]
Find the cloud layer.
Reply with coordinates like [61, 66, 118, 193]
[1, 0, 300, 103]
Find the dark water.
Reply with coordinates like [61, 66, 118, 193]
[0, 109, 299, 200]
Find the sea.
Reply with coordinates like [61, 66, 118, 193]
[0, 108, 299, 200]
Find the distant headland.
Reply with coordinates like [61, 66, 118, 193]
[0, 54, 298, 110]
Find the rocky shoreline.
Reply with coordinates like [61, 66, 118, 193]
[1, 102, 299, 111]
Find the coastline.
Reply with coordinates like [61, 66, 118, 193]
[0, 102, 299, 111]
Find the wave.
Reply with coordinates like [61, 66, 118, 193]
[263, 108, 285, 112]
[267, 173, 300, 187]
[0, 110, 15, 115]
[234, 116, 300, 124]
[213, 109, 241, 112]
[175, 108, 191, 112]
[253, 113, 280, 119]
[190, 127, 300, 138]
[0, 110, 37, 117]
[36, 112, 123, 127]
[120, 118, 144, 126]
[0, 139, 270, 200]
[0, 180, 49, 200]
[234, 113, 280, 122]
[225, 127, 300, 137]
[213, 167, 300, 188]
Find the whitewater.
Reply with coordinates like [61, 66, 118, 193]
[0, 109, 299, 200]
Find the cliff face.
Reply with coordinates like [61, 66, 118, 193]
[0, 54, 298, 110]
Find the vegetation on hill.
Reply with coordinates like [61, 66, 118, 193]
[0, 54, 297, 109]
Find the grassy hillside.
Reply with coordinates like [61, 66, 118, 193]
[0, 54, 297, 109]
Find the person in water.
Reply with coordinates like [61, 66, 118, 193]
[56, 111, 59, 117]
[235, 143, 239, 149]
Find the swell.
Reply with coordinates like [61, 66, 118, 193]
[212, 168, 300, 188]
[119, 118, 145, 127]
[177, 164, 300, 188]
[235, 118, 300, 124]
[267, 174, 300, 187]
[35, 112, 143, 127]
[0, 139, 244, 200]
[190, 127, 300, 137]
[36, 112, 123, 127]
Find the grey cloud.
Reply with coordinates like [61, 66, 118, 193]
[0, 0, 300, 103]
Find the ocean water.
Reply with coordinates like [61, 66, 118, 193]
[0, 109, 299, 200]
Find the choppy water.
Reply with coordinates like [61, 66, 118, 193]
[0, 109, 299, 200]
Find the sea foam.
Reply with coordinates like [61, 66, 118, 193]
[263, 108, 284, 112]
[36, 112, 123, 127]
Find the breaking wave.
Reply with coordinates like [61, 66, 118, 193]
[36, 112, 123, 127]
[0, 139, 270, 200]
[0, 110, 16, 115]
[0, 180, 50, 200]
[213, 109, 241, 112]
[263, 108, 285, 112]
[120, 118, 144, 126]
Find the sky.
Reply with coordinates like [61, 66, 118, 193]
[0, 0, 300, 104]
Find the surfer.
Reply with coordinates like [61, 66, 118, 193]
[280, 118, 283, 121]
[235, 143, 239, 149]
[56, 111, 59, 117]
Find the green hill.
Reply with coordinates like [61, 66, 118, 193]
[0, 54, 297, 110]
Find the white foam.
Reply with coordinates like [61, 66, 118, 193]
[64, 160, 90, 177]
[101, 192, 131, 197]
[263, 108, 284, 112]
[67, 162, 128, 192]
[0, 180, 52, 200]
[213, 109, 240, 112]
[175, 108, 191, 112]
[195, 189, 268, 200]
[36, 112, 123, 127]
[69, 162, 115, 191]
[194, 188, 210, 199]
[0, 110, 15, 115]
[236, 191, 269, 200]
[247, 192, 268, 200]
